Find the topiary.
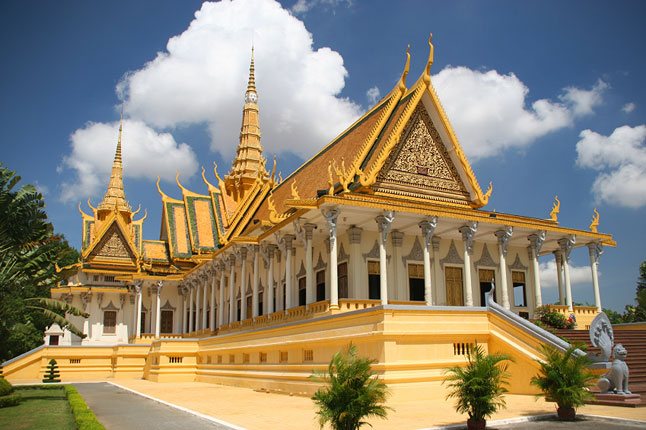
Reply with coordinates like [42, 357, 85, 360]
[43, 358, 61, 383]
[0, 377, 14, 396]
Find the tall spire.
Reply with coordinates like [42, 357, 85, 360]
[225, 47, 267, 200]
[98, 108, 131, 212]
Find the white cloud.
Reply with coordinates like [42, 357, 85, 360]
[117, 0, 361, 160]
[291, 0, 352, 15]
[539, 260, 593, 289]
[60, 120, 198, 202]
[576, 125, 646, 208]
[559, 79, 608, 117]
[432, 66, 606, 160]
[622, 102, 636, 113]
[366, 86, 380, 105]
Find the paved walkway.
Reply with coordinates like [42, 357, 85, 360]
[74, 383, 237, 430]
[110, 379, 646, 430]
[491, 415, 646, 430]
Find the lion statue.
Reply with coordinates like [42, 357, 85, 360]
[597, 344, 631, 395]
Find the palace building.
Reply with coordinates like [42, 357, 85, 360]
[3, 38, 614, 394]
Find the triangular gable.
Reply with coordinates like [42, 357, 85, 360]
[84, 218, 138, 269]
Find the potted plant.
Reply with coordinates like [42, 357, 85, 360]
[444, 344, 512, 430]
[531, 345, 595, 420]
[311, 344, 390, 430]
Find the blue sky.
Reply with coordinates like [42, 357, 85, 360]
[1, 0, 644, 312]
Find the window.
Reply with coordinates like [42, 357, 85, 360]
[281, 282, 286, 309]
[303, 349, 314, 362]
[243, 353, 250, 364]
[140, 312, 147, 333]
[478, 269, 496, 306]
[258, 292, 264, 316]
[104, 275, 115, 283]
[279, 351, 288, 363]
[49, 335, 59, 346]
[338, 262, 348, 299]
[316, 270, 326, 302]
[160, 310, 173, 334]
[229, 354, 235, 364]
[408, 264, 425, 301]
[298, 277, 306, 306]
[260, 352, 267, 363]
[246, 296, 252, 319]
[368, 261, 380, 300]
[103, 310, 117, 334]
[93, 275, 100, 282]
[237, 299, 241, 321]
[512, 271, 527, 307]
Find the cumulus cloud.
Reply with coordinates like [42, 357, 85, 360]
[60, 120, 198, 202]
[432, 67, 606, 160]
[539, 260, 593, 289]
[576, 125, 646, 208]
[117, 0, 361, 160]
[366, 86, 381, 105]
[622, 102, 636, 113]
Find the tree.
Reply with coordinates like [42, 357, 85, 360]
[0, 164, 86, 362]
[42, 359, 61, 383]
[311, 344, 390, 430]
[444, 344, 512, 430]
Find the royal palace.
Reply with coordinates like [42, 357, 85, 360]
[2, 38, 615, 395]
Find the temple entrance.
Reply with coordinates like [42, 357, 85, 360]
[160, 310, 173, 334]
[445, 266, 464, 306]
[479, 269, 496, 305]
[408, 264, 425, 301]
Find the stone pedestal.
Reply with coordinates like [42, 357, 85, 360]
[592, 393, 642, 407]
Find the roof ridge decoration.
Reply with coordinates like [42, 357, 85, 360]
[589, 208, 600, 233]
[156, 176, 183, 203]
[550, 196, 560, 222]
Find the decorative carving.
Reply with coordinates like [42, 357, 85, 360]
[160, 300, 176, 311]
[80, 292, 92, 311]
[440, 240, 464, 268]
[363, 240, 380, 261]
[304, 223, 316, 241]
[598, 345, 631, 395]
[322, 207, 340, 247]
[402, 237, 424, 265]
[590, 312, 614, 361]
[375, 105, 468, 196]
[589, 208, 600, 233]
[338, 243, 349, 262]
[347, 226, 362, 244]
[558, 235, 576, 262]
[314, 253, 327, 271]
[474, 243, 497, 268]
[494, 226, 513, 257]
[119, 294, 127, 307]
[89, 224, 133, 260]
[375, 211, 395, 243]
[419, 217, 437, 248]
[528, 231, 546, 258]
[290, 179, 300, 200]
[100, 300, 119, 311]
[588, 241, 603, 264]
[550, 196, 560, 222]
[459, 221, 478, 255]
[508, 254, 528, 271]
[296, 262, 306, 278]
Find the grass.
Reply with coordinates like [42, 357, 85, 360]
[0, 386, 75, 430]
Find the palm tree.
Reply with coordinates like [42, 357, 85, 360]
[25, 297, 89, 338]
[444, 344, 512, 430]
[311, 344, 390, 430]
[531, 345, 595, 420]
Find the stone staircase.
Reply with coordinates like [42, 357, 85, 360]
[555, 328, 646, 407]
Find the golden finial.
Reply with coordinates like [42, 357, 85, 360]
[78, 202, 91, 218]
[550, 196, 560, 222]
[134, 209, 147, 223]
[332, 158, 351, 193]
[267, 192, 287, 224]
[589, 208, 600, 233]
[213, 163, 225, 188]
[155, 176, 172, 201]
[87, 198, 97, 212]
[270, 155, 277, 182]
[246, 45, 256, 94]
[131, 204, 142, 217]
[423, 33, 434, 84]
[483, 181, 493, 202]
[397, 45, 411, 92]
[290, 179, 300, 200]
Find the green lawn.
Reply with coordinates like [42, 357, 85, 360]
[0, 386, 75, 430]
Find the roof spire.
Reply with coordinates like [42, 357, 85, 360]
[246, 45, 256, 95]
[98, 106, 131, 212]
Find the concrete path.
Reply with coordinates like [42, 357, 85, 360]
[491, 415, 646, 430]
[74, 383, 237, 430]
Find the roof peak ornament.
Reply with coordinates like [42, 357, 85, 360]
[97, 107, 131, 212]
[550, 196, 560, 223]
[589, 208, 600, 233]
[423, 33, 434, 84]
[397, 45, 411, 92]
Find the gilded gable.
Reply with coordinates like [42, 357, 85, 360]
[374, 104, 471, 205]
[87, 223, 137, 266]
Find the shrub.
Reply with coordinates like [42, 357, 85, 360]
[531, 345, 595, 420]
[42, 358, 61, 383]
[0, 377, 14, 396]
[534, 306, 575, 330]
[311, 344, 390, 430]
[0, 393, 21, 408]
[64, 385, 106, 430]
[444, 344, 512, 429]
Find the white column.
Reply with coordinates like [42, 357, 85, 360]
[218, 262, 226, 326]
[252, 246, 260, 318]
[495, 226, 513, 310]
[558, 236, 576, 311]
[283, 236, 295, 312]
[391, 230, 404, 300]
[588, 242, 603, 311]
[189, 284, 194, 332]
[528, 232, 546, 310]
[210, 268, 216, 330]
[555, 251, 565, 305]
[376, 211, 394, 306]
[348, 226, 363, 298]
[195, 281, 201, 331]
[229, 254, 236, 323]
[202, 275, 208, 329]
[304, 223, 316, 305]
[181, 286, 187, 333]
[323, 208, 340, 309]
[266, 245, 277, 314]
[419, 218, 437, 306]
[154, 281, 163, 338]
[239, 247, 248, 320]
[432, 236, 443, 305]
[459, 222, 477, 306]
[135, 282, 143, 338]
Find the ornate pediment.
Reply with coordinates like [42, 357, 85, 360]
[86, 222, 137, 267]
[374, 104, 470, 204]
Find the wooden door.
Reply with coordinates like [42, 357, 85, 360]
[445, 266, 464, 306]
